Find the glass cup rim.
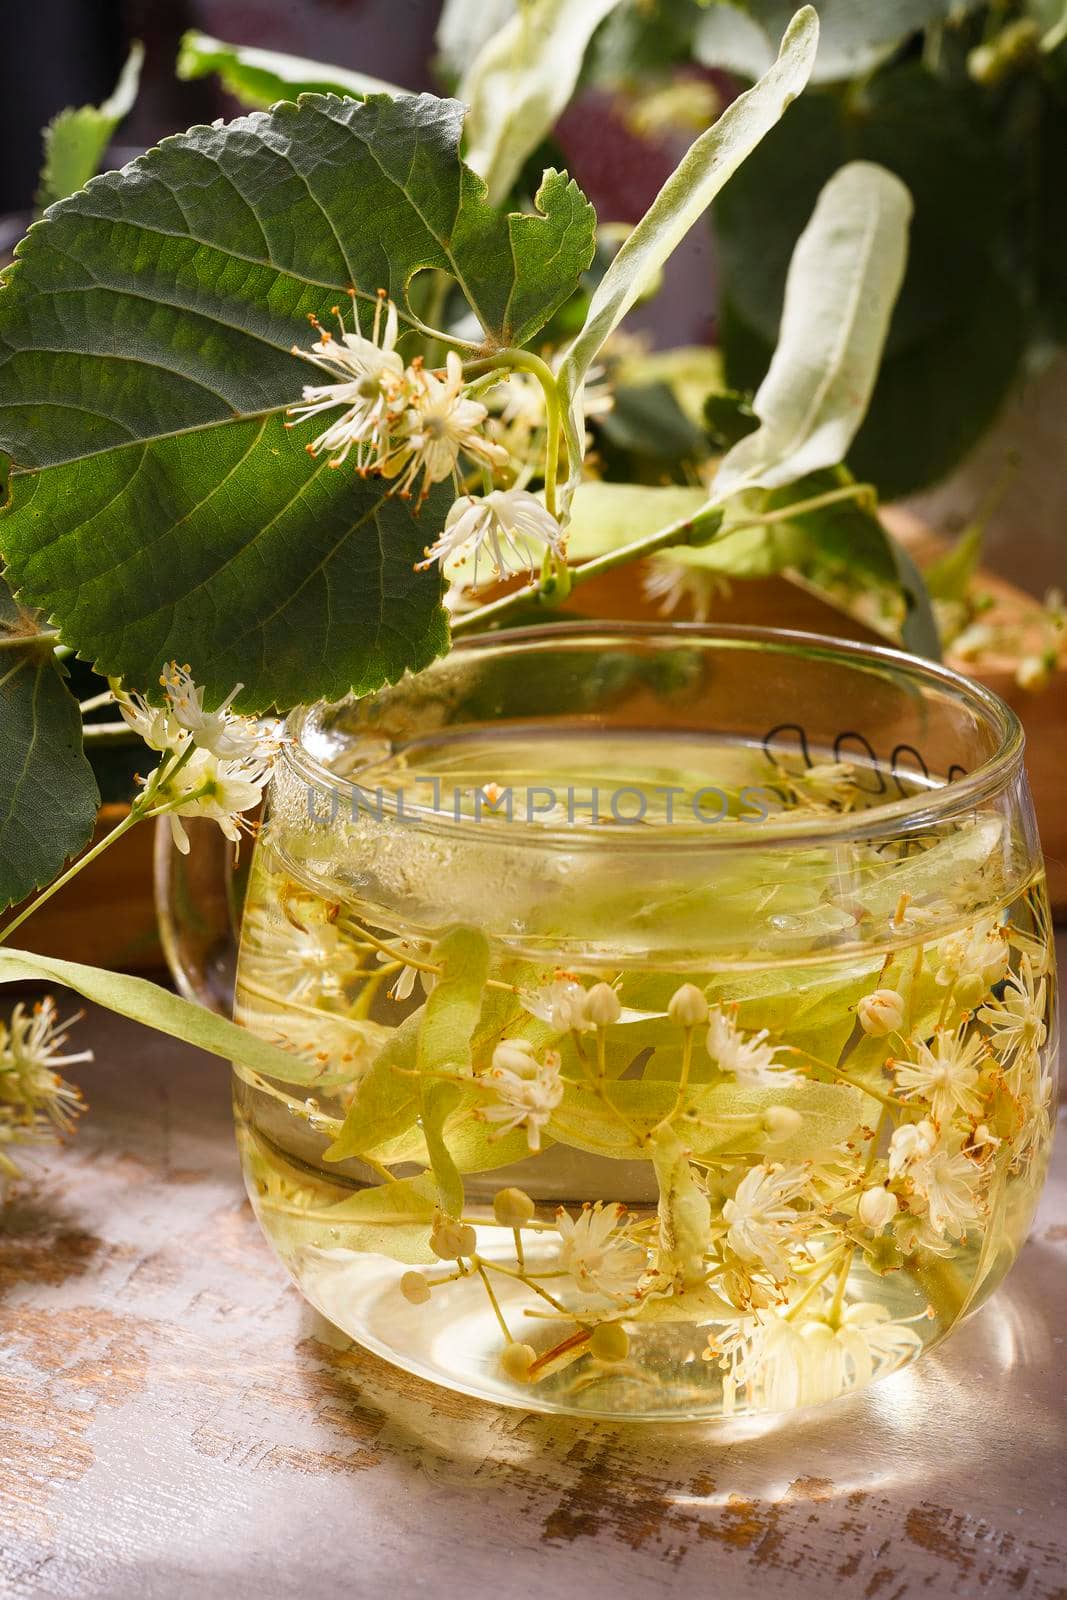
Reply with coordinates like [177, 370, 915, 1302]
[282, 621, 1026, 851]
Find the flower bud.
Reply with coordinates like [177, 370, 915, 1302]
[494, 1186, 535, 1227]
[888, 1119, 936, 1178]
[491, 1038, 538, 1076]
[1016, 655, 1051, 694]
[583, 982, 621, 1028]
[500, 1341, 537, 1381]
[762, 1105, 803, 1143]
[856, 988, 906, 1037]
[400, 1270, 432, 1305]
[589, 1321, 630, 1363]
[858, 1185, 899, 1233]
[668, 983, 709, 1029]
[430, 1210, 477, 1260]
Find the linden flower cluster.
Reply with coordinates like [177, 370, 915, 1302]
[116, 662, 280, 855]
[0, 999, 90, 1184]
[287, 293, 565, 588]
[271, 889, 1051, 1416]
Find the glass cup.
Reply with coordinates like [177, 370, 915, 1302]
[159, 623, 1057, 1421]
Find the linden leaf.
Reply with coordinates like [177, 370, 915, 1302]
[0, 585, 99, 911]
[0, 93, 596, 710]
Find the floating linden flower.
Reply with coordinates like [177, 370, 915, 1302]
[905, 1143, 984, 1243]
[556, 1201, 646, 1304]
[722, 1163, 812, 1279]
[706, 1006, 800, 1087]
[709, 1298, 923, 1415]
[977, 955, 1048, 1072]
[478, 1041, 563, 1152]
[891, 1024, 988, 1125]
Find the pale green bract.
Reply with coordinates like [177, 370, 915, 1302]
[176, 31, 402, 106]
[324, 1011, 425, 1162]
[711, 161, 912, 500]
[0, 947, 355, 1087]
[556, 5, 820, 515]
[416, 927, 491, 1218]
[460, 0, 625, 205]
[276, 1173, 441, 1266]
[546, 1078, 865, 1163]
[37, 42, 143, 211]
[694, 1, 979, 86]
[436, 0, 518, 82]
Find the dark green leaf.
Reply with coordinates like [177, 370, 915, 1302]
[585, 0, 708, 82]
[848, 262, 1026, 498]
[704, 389, 758, 449]
[176, 31, 402, 107]
[1, 426, 452, 712]
[597, 380, 708, 463]
[37, 43, 143, 212]
[0, 581, 99, 910]
[1035, 82, 1067, 340]
[0, 93, 596, 709]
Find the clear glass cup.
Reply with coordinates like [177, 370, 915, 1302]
[159, 623, 1057, 1421]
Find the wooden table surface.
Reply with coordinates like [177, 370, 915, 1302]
[2, 968, 1065, 1600]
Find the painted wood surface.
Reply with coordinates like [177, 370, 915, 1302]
[2, 977, 1065, 1600]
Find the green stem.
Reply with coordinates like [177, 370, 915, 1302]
[486, 1260, 573, 1317]
[451, 481, 875, 637]
[475, 1260, 513, 1342]
[784, 1245, 848, 1321]
[826, 1245, 856, 1329]
[667, 1027, 694, 1125]
[462, 348, 561, 518]
[81, 720, 140, 745]
[0, 739, 193, 946]
[787, 1046, 899, 1111]
[0, 807, 140, 945]
[79, 691, 115, 716]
